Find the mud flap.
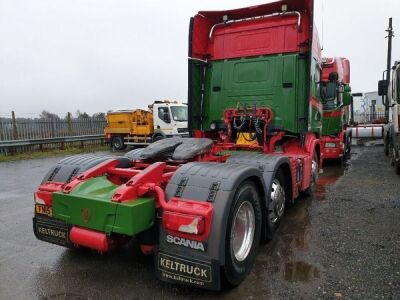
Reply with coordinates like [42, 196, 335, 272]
[155, 250, 221, 290]
[156, 161, 266, 290]
[33, 216, 72, 247]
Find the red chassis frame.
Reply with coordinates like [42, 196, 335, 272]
[36, 108, 319, 253]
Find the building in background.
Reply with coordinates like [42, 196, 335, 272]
[353, 91, 385, 123]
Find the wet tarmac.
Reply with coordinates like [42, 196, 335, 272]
[0, 146, 398, 299]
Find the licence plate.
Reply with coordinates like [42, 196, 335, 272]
[35, 204, 52, 217]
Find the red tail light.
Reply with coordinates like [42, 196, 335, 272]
[163, 212, 205, 235]
[35, 182, 64, 205]
[162, 198, 213, 241]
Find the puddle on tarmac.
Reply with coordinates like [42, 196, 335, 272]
[284, 261, 320, 282]
[250, 158, 349, 288]
[314, 159, 350, 201]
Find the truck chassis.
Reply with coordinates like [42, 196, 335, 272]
[34, 107, 319, 290]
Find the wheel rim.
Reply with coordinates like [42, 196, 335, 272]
[311, 156, 319, 187]
[269, 179, 285, 224]
[113, 141, 121, 149]
[231, 201, 255, 262]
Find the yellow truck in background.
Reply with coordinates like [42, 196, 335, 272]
[105, 101, 188, 150]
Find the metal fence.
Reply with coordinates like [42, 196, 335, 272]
[353, 112, 386, 124]
[0, 117, 106, 141]
[0, 116, 107, 155]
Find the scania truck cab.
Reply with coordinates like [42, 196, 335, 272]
[320, 57, 352, 164]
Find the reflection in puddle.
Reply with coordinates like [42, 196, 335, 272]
[315, 161, 349, 201]
[251, 160, 348, 289]
[284, 261, 320, 282]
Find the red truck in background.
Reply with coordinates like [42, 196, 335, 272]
[320, 57, 353, 165]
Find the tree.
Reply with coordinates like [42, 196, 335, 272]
[92, 112, 106, 119]
[39, 110, 60, 120]
[75, 110, 90, 119]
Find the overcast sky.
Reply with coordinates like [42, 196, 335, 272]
[0, 0, 399, 117]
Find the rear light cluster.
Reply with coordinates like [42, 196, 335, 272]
[162, 198, 213, 241]
[35, 182, 64, 205]
[163, 212, 205, 235]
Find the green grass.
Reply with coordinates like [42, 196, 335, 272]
[0, 145, 110, 162]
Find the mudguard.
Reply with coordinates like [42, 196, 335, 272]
[40, 154, 131, 184]
[125, 148, 145, 160]
[226, 153, 292, 199]
[156, 155, 291, 290]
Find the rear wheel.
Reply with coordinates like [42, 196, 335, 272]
[265, 169, 286, 240]
[395, 149, 400, 175]
[384, 134, 389, 156]
[223, 181, 262, 287]
[112, 136, 126, 150]
[344, 134, 352, 156]
[396, 160, 400, 175]
[304, 151, 319, 196]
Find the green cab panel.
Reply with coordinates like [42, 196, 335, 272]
[190, 53, 318, 135]
[202, 54, 303, 133]
[322, 112, 342, 136]
[52, 176, 155, 236]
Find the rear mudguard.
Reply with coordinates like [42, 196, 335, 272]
[156, 155, 291, 290]
[40, 154, 131, 184]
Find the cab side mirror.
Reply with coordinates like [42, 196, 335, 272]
[342, 85, 352, 106]
[378, 80, 387, 96]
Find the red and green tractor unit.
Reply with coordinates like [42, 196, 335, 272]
[33, 0, 342, 290]
[320, 57, 353, 164]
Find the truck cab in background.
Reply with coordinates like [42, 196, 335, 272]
[379, 61, 400, 174]
[150, 101, 189, 141]
[320, 57, 352, 165]
[105, 101, 188, 150]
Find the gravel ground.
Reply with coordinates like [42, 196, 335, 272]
[0, 146, 398, 299]
[310, 146, 400, 299]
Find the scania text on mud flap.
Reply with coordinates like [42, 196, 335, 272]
[32, 0, 347, 290]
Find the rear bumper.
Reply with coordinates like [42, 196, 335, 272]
[321, 137, 343, 160]
[322, 147, 343, 159]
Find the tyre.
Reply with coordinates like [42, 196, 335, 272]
[222, 181, 262, 287]
[345, 134, 352, 156]
[395, 149, 400, 175]
[112, 136, 126, 150]
[152, 134, 164, 143]
[384, 134, 389, 156]
[396, 160, 400, 175]
[303, 151, 319, 196]
[265, 169, 286, 240]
